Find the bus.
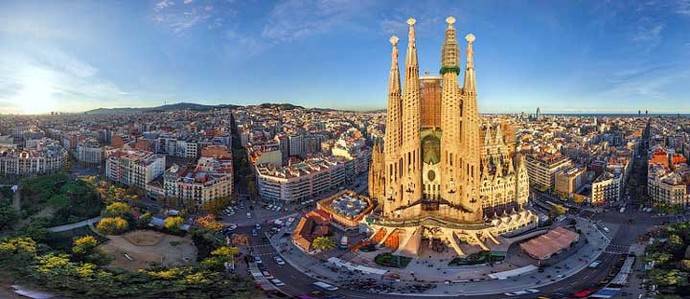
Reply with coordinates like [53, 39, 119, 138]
[312, 281, 339, 291]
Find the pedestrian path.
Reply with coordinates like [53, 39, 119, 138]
[47, 216, 102, 232]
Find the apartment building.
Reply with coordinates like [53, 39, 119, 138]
[525, 153, 573, 190]
[106, 149, 166, 189]
[555, 166, 586, 196]
[255, 156, 353, 203]
[76, 139, 104, 164]
[0, 139, 67, 176]
[591, 171, 622, 205]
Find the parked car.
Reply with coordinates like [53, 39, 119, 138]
[271, 278, 285, 286]
[274, 256, 286, 265]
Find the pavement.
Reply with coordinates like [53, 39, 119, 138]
[232, 193, 684, 299]
[233, 209, 619, 298]
[229, 151, 678, 298]
[47, 216, 102, 232]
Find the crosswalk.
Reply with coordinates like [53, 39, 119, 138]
[604, 243, 630, 254]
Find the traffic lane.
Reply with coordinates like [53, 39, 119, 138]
[246, 230, 327, 298]
[245, 226, 625, 299]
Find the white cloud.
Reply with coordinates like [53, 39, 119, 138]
[632, 23, 664, 43]
[152, 0, 232, 34]
[597, 65, 690, 105]
[155, 0, 175, 11]
[0, 48, 131, 114]
[676, 0, 690, 15]
[262, 0, 370, 42]
[380, 19, 407, 36]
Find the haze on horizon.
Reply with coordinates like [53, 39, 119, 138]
[1, 0, 690, 115]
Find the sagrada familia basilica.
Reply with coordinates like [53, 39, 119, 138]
[367, 17, 537, 256]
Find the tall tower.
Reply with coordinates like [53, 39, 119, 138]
[439, 16, 463, 216]
[460, 32, 482, 222]
[367, 16, 538, 257]
[400, 18, 423, 208]
[383, 35, 403, 216]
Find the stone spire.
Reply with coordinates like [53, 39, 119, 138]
[463, 33, 477, 93]
[401, 17, 423, 205]
[494, 123, 504, 145]
[459, 32, 482, 222]
[383, 35, 403, 214]
[440, 16, 463, 211]
[440, 16, 460, 75]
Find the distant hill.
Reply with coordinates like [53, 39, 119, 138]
[84, 102, 240, 114]
[257, 103, 305, 110]
[83, 101, 384, 115]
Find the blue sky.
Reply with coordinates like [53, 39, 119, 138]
[1, 0, 690, 114]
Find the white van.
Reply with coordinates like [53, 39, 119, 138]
[312, 281, 339, 291]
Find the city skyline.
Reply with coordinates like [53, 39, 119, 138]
[2, 0, 690, 114]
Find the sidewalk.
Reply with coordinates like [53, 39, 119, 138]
[268, 216, 611, 296]
[47, 216, 102, 232]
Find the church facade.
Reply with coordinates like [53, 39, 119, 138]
[367, 17, 536, 256]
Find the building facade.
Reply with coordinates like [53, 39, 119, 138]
[525, 153, 573, 191]
[256, 156, 353, 203]
[366, 17, 536, 256]
[591, 171, 622, 205]
[479, 122, 530, 216]
[0, 139, 67, 176]
[555, 166, 586, 197]
[76, 139, 104, 164]
[105, 149, 166, 189]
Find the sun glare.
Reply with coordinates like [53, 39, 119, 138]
[13, 70, 58, 115]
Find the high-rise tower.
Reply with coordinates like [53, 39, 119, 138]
[439, 16, 462, 217]
[383, 35, 403, 216]
[460, 32, 482, 222]
[400, 18, 423, 214]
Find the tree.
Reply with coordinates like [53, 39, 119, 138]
[17, 218, 49, 242]
[202, 246, 239, 270]
[201, 197, 230, 215]
[231, 234, 250, 247]
[549, 204, 567, 216]
[104, 202, 131, 217]
[648, 252, 673, 265]
[137, 212, 153, 228]
[0, 236, 37, 257]
[311, 236, 336, 251]
[72, 235, 99, 256]
[247, 179, 257, 201]
[195, 215, 223, 231]
[97, 217, 129, 235]
[681, 259, 690, 271]
[650, 269, 684, 286]
[164, 216, 184, 232]
[211, 246, 239, 261]
[669, 234, 685, 252]
[0, 237, 37, 267]
[0, 200, 19, 230]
